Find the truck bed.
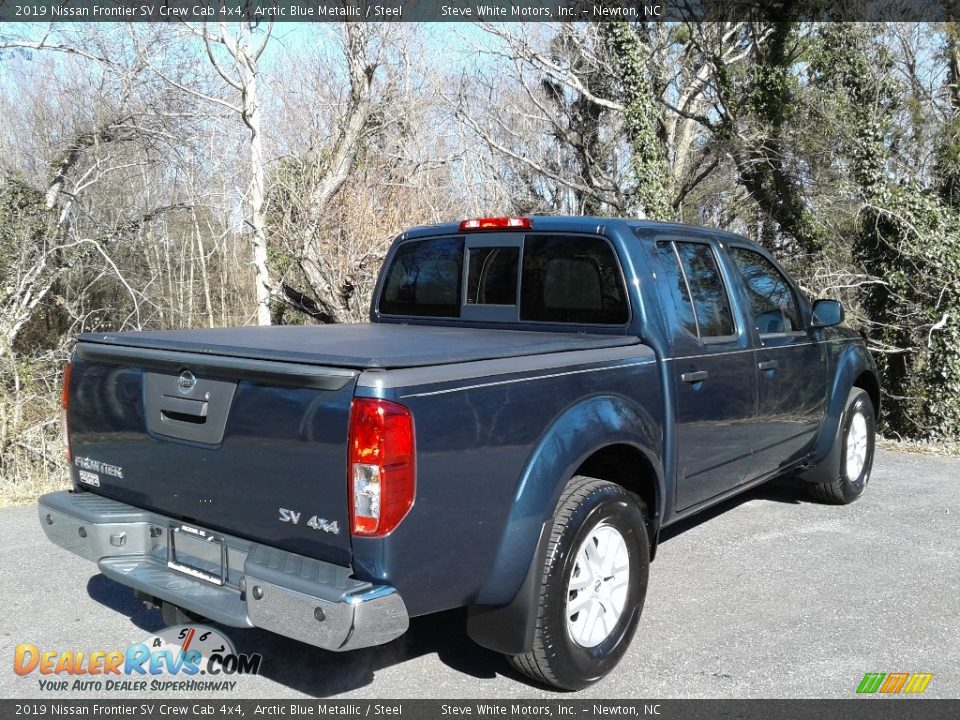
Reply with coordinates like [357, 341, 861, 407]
[67, 322, 641, 568]
[78, 323, 639, 368]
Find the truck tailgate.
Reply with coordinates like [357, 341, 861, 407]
[67, 342, 358, 566]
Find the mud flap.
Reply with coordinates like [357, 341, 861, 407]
[796, 412, 844, 484]
[466, 518, 552, 656]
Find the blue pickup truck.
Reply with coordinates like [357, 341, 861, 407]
[39, 216, 879, 690]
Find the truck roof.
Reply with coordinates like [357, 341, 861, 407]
[402, 216, 755, 247]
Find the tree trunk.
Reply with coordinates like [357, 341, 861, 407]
[192, 210, 216, 328]
[235, 25, 273, 327]
[284, 24, 377, 324]
[601, 23, 673, 220]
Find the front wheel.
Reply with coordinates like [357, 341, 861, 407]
[810, 387, 876, 504]
[508, 477, 650, 690]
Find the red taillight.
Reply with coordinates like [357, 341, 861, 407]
[459, 216, 532, 231]
[61, 362, 72, 460]
[348, 398, 415, 537]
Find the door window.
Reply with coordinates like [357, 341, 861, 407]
[660, 241, 735, 339]
[729, 247, 801, 334]
[656, 242, 698, 338]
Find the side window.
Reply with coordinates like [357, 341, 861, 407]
[379, 237, 463, 317]
[467, 247, 519, 305]
[656, 242, 698, 338]
[674, 242, 736, 337]
[520, 235, 628, 324]
[730, 247, 801, 334]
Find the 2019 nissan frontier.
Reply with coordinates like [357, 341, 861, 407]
[39, 216, 879, 689]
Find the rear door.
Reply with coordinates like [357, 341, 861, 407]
[725, 245, 829, 473]
[653, 237, 758, 511]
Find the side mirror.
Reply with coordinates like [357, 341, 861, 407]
[811, 299, 844, 328]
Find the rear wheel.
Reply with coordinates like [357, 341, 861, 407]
[508, 476, 649, 690]
[810, 387, 876, 504]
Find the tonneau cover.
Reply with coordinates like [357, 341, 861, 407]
[78, 323, 639, 369]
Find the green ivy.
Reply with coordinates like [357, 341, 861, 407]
[603, 23, 673, 220]
[0, 174, 48, 289]
[813, 25, 960, 439]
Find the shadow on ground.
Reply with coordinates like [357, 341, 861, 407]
[86, 575, 531, 697]
[85, 475, 812, 697]
[659, 475, 810, 544]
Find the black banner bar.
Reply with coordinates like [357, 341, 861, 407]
[0, 0, 955, 24]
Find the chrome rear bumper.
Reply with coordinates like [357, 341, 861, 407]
[37, 490, 408, 651]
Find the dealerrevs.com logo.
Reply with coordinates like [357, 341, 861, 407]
[14, 625, 262, 692]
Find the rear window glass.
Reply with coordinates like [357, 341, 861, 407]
[379, 237, 463, 317]
[520, 235, 628, 324]
[467, 247, 519, 305]
[378, 233, 627, 324]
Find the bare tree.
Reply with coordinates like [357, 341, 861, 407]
[202, 22, 273, 326]
[0, 25, 213, 495]
[455, 23, 756, 217]
[0, 27, 196, 353]
[144, 21, 275, 326]
[278, 24, 380, 323]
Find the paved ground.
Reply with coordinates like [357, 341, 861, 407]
[2, 448, 957, 699]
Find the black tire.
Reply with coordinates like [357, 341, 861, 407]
[810, 387, 876, 504]
[508, 476, 650, 690]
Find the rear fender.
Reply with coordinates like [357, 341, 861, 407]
[467, 394, 663, 654]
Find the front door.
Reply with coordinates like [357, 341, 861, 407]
[653, 239, 758, 511]
[726, 245, 829, 474]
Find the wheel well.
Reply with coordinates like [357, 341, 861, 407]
[853, 371, 880, 419]
[574, 444, 659, 551]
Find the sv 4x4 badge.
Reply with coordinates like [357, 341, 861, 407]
[278, 507, 340, 534]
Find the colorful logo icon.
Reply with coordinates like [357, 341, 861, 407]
[856, 672, 933, 694]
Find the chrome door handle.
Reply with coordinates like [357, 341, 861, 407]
[681, 370, 709, 383]
[758, 360, 779, 371]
